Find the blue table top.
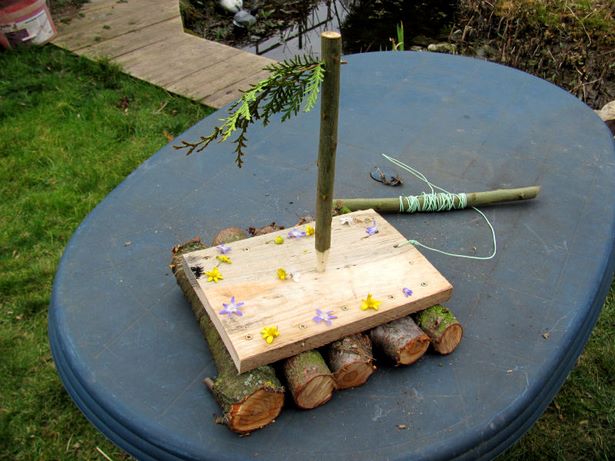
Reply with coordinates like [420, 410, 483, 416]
[49, 52, 615, 461]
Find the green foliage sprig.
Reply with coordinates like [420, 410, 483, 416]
[175, 55, 325, 167]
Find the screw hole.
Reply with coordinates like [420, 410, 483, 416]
[420, 282, 428, 287]
[244, 334, 253, 341]
[299, 324, 307, 330]
[341, 305, 349, 311]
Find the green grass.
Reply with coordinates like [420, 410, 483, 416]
[0, 45, 210, 460]
[501, 281, 615, 460]
[0, 43, 613, 461]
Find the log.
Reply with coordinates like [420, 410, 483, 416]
[211, 225, 336, 410]
[333, 186, 541, 213]
[369, 316, 430, 366]
[326, 333, 376, 389]
[415, 305, 463, 355]
[211, 227, 248, 246]
[283, 350, 336, 409]
[171, 237, 285, 433]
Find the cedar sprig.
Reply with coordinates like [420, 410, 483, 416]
[174, 55, 325, 167]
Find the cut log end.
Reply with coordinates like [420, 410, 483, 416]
[295, 374, 336, 409]
[333, 362, 376, 390]
[228, 389, 285, 433]
[398, 334, 431, 365]
[433, 324, 463, 355]
[327, 333, 375, 389]
[370, 316, 430, 366]
[284, 351, 336, 409]
[415, 305, 463, 355]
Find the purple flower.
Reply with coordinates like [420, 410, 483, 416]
[219, 296, 244, 317]
[312, 309, 337, 326]
[288, 229, 307, 239]
[366, 219, 378, 236]
[216, 244, 231, 254]
[403, 287, 413, 297]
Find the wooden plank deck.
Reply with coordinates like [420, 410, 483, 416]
[181, 210, 453, 373]
[52, 0, 274, 108]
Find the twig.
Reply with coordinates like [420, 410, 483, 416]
[565, 5, 592, 46]
[174, 56, 324, 167]
[154, 100, 169, 114]
[95, 446, 114, 461]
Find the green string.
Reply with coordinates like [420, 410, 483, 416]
[383, 154, 497, 261]
[400, 192, 467, 213]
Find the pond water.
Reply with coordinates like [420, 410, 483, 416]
[241, 0, 349, 60]
[185, 0, 457, 60]
[244, 0, 456, 59]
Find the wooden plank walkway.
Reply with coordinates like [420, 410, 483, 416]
[52, 0, 275, 108]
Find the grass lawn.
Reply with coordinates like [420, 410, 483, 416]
[0, 44, 613, 460]
[0, 45, 210, 460]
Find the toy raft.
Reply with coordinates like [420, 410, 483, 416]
[181, 209, 453, 373]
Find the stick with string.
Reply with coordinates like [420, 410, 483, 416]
[334, 154, 541, 261]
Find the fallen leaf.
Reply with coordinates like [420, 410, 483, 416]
[370, 166, 403, 186]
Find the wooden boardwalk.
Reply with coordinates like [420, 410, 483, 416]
[52, 0, 274, 108]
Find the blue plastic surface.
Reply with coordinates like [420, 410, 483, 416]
[49, 52, 615, 460]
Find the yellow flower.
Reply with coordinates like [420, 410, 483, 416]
[205, 266, 223, 283]
[261, 325, 280, 344]
[277, 268, 287, 280]
[360, 293, 381, 311]
[274, 235, 284, 245]
[305, 225, 315, 236]
[216, 255, 232, 264]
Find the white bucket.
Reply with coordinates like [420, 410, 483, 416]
[0, 0, 56, 48]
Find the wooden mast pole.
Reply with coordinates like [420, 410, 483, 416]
[315, 31, 342, 272]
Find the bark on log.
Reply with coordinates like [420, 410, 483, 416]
[212, 227, 249, 246]
[326, 333, 376, 389]
[369, 316, 430, 366]
[415, 305, 463, 355]
[171, 237, 284, 434]
[283, 350, 336, 409]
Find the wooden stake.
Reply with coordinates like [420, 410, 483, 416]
[333, 186, 540, 213]
[315, 31, 342, 272]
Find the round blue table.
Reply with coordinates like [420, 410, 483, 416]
[49, 52, 615, 460]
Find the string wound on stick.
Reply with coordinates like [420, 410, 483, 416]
[384, 154, 496, 261]
[399, 192, 468, 213]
